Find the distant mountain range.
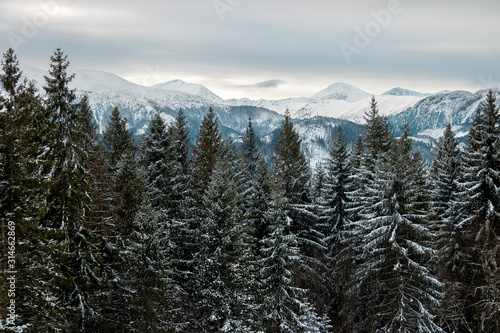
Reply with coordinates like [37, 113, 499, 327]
[14, 65, 500, 168]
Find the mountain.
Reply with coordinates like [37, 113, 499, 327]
[311, 82, 372, 102]
[17, 64, 498, 168]
[152, 79, 222, 102]
[382, 87, 429, 97]
[224, 83, 425, 122]
[388, 88, 500, 146]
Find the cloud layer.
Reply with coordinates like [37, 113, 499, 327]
[1, 0, 499, 99]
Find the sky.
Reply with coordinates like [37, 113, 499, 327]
[0, 0, 499, 100]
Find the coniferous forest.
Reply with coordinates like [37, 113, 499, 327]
[2, 48, 500, 332]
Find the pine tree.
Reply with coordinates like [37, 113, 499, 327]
[273, 109, 310, 204]
[457, 90, 500, 332]
[102, 106, 134, 169]
[170, 108, 190, 172]
[363, 96, 392, 163]
[39, 48, 100, 330]
[356, 120, 443, 332]
[242, 117, 260, 177]
[258, 185, 328, 332]
[192, 156, 254, 332]
[126, 206, 175, 332]
[192, 107, 224, 198]
[0, 49, 24, 326]
[429, 124, 466, 331]
[139, 114, 173, 212]
[322, 127, 352, 250]
[310, 163, 326, 204]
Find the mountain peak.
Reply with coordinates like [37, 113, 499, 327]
[311, 82, 371, 103]
[382, 87, 429, 97]
[152, 79, 222, 102]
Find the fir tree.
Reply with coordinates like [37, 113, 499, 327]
[356, 120, 443, 332]
[258, 185, 328, 332]
[102, 106, 134, 169]
[321, 127, 352, 250]
[242, 117, 260, 176]
[273, 109, 310, 204]
[39, 48, 100, 330]
[191, 107, 223, 200]
[429, 124, 466, 331]
[457, 90, 500, 331]
[193, 156, 254, 332]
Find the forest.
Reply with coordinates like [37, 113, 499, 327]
[1, 48, 500, 333]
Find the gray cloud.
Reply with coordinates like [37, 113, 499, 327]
[0, 0, 499, 99]
[241, 80, 286, 89]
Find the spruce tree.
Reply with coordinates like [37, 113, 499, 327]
[356, 120, 443, 332]
[258, 184, 328, 332]
[457, 90, 500, 331]
[39, 48, 100, 330]
[102, 106, 134, 169]
[322, 127, 352, 250]
[273, 109, 310, 204]
[191, 107, 224, 200]
[192, 156, 254, 332]
[429, 124, 466, 331]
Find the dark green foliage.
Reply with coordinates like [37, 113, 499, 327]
[273, 109, 310, 204]
[103, 106, 135, 169]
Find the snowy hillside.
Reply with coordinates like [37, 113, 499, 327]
[389, 88, 500, 142]
[152, 79, 222, 103]
[382, 87, 430, 97]
[311, 82, 372, 102]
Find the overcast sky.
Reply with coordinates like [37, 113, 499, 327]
[1, 0, 499, 99]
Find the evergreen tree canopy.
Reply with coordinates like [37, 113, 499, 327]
[273, 109, 310, 204]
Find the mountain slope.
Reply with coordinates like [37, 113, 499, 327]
[152, 79, 222, 102]
[383, 87, 429, 97]
[311, 82, 372, 102]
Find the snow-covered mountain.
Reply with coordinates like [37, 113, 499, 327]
[382, 87, 429, 97]
[152, 79, 222, 103]
[224, 84, 426, 123]
[388, 88, 500, 145]
[311, 82, 372, 102]
[17, 64, 498, 168]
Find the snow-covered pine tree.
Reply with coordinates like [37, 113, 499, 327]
[0, 48, 23, 233]
[191, 107, 224, 201]
[457, 90, 500, 332]
[429, 124, 467, 331]
[318, 127, 357, 330]
[356, 120, 443, 332]
[170, 108, 190, 172]
[273, 109, 310, 204]
[102, 106, 135, 170]
[3, 78, 52, 330]
[193, 155, 255, 332]
[242, 117, 260, 177]
[310, 163, 326, 204]
[139, 113, 174, 213]
[258, 184, 330, 332]
[321, 127, 352, 251]
[240, 117, 262, 211]
[273, 109, 329, 317]
[126, 205, 176, 332]
[40, 49, 100, 330]
[0, 49, 24, 326]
